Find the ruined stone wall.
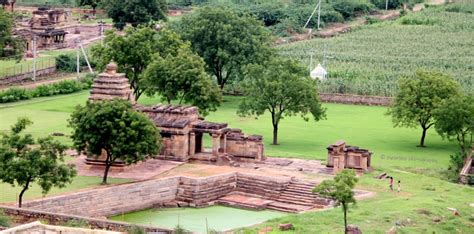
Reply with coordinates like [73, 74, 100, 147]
[0, 67, 56, 86]
[0, 206, 171, 233]
[23, 177, 180, 217]
[319, 93, 393, 106]
[226, 130, 264, 161]
[176, 173, 237, 206]
[236, 173, 291, 200]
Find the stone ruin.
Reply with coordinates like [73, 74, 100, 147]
[88, 63, 264, 165]
[327, 140, 372, 174]
[14, 7, 70, 53]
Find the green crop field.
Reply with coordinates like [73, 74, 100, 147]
[279, 5, 474, 97]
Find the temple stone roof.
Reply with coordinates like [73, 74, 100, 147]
[89, 63, 135, 103]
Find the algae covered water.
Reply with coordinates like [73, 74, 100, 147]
[110, 205, 285, 233]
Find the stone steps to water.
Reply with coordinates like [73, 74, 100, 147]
[267, 201, 313, 213]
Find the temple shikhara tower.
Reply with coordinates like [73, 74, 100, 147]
[88, 63, 264, 164]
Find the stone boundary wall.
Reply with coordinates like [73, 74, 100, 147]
[23, 177, 180, 217]
[20, 173, 307, 218]
[319, 93, 393, 106]
[177, 173, 237, 206]
[0, 67, 56, 86]
[236, 173, 291, 200]
[0, 206, 172, 233]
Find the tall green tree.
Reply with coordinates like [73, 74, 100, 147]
[142, 47, 221, 115]
[237, 57, 325, 145]
[69, 99, 161, 184]
[0, 8, 24, 59]
[313, 169, 358, 234]
[76, 0, 100, 16]
[91, 27, 186, 100]
[388, 70, 460, 147]
[434, 94, 474, 155]
[0, 118, 76, 208]
[101, 0, 166, 30]
[178, 7, 272, 91]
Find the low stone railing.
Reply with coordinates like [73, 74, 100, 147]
[0, 206, 172, 233]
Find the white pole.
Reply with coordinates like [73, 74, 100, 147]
[304, 1, 320, 29]
[80, 43, 93, 74]
[76, 41, 80, 78]
[309, 53, 313, 73]
[32, 36, 37, 81]
[317, 0, 321, 30]
[386, 0, 389, 11]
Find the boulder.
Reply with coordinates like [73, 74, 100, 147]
[258, 226, 273, 234]
[347, 225, 362, 234]
[432, 217, 442, 223]
[279, 223, 294, 231]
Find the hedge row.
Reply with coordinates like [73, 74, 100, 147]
[0, 75, 95, 103]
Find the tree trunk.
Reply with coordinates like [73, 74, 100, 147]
[18, 178, 31, 208]
[102, 153, 112, 184]
[272, 125, 278, 145]
[418, 127, 428, 147]
[92, 6, 96, 16]
[343, 202, 348, 234]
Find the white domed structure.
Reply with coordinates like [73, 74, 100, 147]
[310, 63, 327, 81]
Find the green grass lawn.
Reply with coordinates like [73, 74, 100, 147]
[239, 167, 474, 233]
[0, 176, 130, 204]
[1, 91, 458, 171]
[0, 92, 471, 233]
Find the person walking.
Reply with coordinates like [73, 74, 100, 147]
[397, 180, 401, 193]
[389, 177, 394, 191]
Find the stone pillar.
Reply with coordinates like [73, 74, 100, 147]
[212, 134, 220, 157]
[220, 134, 227, 154]
[189, 132, 195, 157]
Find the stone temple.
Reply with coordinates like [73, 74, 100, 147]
[88, 63, 265, 164]
[326, 140, 372, 173]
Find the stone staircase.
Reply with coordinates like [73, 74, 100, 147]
[267, 179, 331, 213]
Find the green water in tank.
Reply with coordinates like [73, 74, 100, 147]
[109, 205, 285, 233]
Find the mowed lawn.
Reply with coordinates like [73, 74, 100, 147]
[1, 91, 457, 170]
[0, 91, 472, 232]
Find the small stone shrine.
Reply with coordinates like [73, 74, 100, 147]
[459, 146, 473, 185]
[327, 140, 372, 173]
[88, 63, 265, 165]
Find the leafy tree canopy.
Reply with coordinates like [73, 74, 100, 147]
[177, 7, 273, 91]
[389, 70, 460, 147]
[0, 118, 76, 207]
[434, 94, 474, 155]
[237, 57, 325, 145]
[101, 0, 166, 30]
[91, 27, 187, 100]
[0, 9, 24, 59]
[76, 0, 100, 15]
[142, 46, 221, 115]
[68, 99, 161, 184]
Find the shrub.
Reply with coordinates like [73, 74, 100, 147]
[128, 225, 146, 234]
[55, 54, 88, 72]
[333, 0, 375, 19]
[0, 88, 31, 103]
[0, 212, 10, 228]
[400, 14, 440, 25]
[0, 76, 95, 104]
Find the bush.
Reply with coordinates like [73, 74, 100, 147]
[445, 2, 474, 14]
[55, 54, 89, 72]
[0, 75, 95, 104]
[0, 212, 10, 228]
[0, 88, 31, 103]
[333, 0, 375, 19]
[445, 152, 466, 183]
[400, 14, 440, 25]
